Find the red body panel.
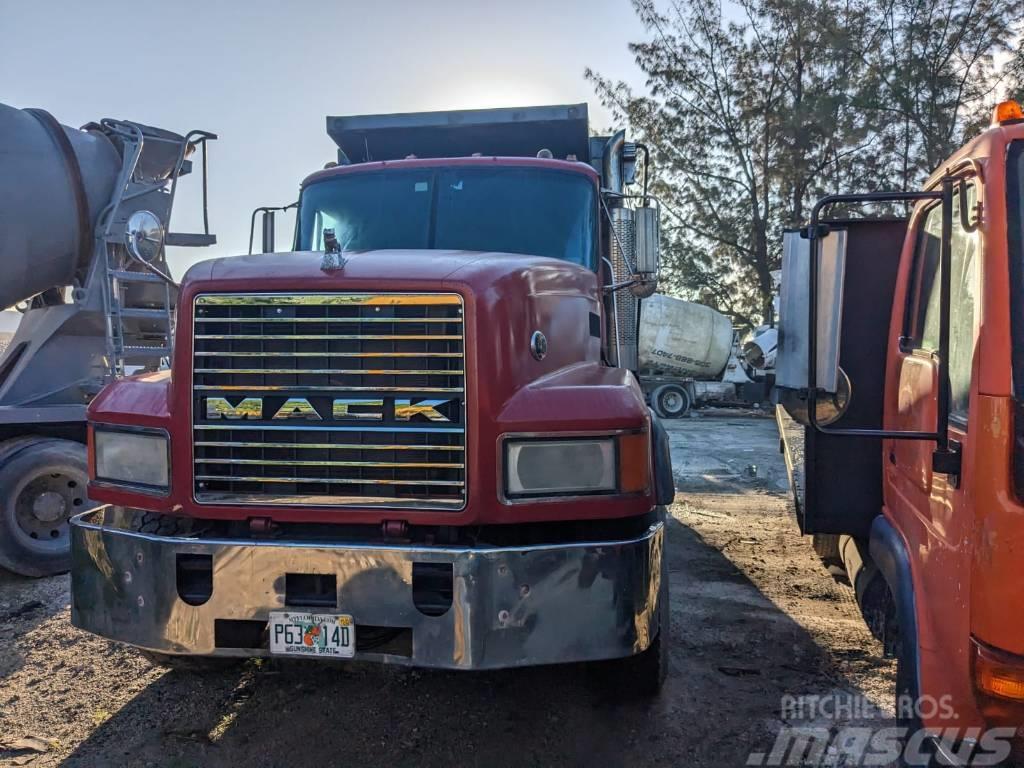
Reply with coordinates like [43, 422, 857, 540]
[88, 249, 653, 525]
[301, 156, 600, 189]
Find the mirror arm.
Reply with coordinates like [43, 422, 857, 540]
[247, 202, 298, 255]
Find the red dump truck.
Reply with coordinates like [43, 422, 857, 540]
[70, 104, 675, 692]
[776, 100, 1024, 763]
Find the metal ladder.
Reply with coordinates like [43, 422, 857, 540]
[96, 120, 216, 377]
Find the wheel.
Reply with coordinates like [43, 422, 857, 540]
[652, 384, 691, 419]
[812, 533, 843, 570]
[0, 439, 91, 577]
[591, 556, 669, 698]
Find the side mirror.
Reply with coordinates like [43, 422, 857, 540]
[261, 209, 276, 253]
[631, 204, 659, 298]
[775, 229, 850, 425]
[247, 202, 296, 255]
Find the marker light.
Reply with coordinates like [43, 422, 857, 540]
[973, 638, 1024, 701]
[993, 100, 1024, 126]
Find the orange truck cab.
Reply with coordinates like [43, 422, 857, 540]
[777, 101, 1024, 764]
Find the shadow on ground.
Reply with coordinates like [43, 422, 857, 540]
[58, 512, 883, 768]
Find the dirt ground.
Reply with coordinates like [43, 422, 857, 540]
[0, 411, 895, 768]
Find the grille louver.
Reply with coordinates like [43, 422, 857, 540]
[191, 293, 466, 509]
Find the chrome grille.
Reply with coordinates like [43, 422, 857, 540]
[191, 293, 466, 509]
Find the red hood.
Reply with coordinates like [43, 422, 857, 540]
[90, 248, 653, 526]
[188, 249, 593, 296]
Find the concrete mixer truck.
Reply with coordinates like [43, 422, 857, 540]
[0, 103, 216, 576]
[637, 294, 775, 417]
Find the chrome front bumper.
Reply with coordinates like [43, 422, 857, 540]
[70, 508, 664, 670]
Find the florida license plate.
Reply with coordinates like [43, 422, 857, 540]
[268, 612, 355, 658]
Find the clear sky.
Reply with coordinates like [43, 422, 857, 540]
[1, 0, 647, 278]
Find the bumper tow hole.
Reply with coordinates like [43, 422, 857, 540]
[176, 554, 213, 606]
[412, 562, 453, 617]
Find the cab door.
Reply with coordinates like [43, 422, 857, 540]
[886, 180, 980, 721]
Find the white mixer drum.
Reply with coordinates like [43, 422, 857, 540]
[638, 294, 733, 378]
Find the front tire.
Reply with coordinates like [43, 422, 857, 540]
[592, 558, 669, 697]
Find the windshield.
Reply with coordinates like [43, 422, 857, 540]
[297, 166, 597, 268]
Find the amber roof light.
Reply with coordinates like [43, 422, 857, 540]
[993, 100, 1024, 126]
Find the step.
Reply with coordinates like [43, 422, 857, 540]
[119, 308, 170, 321]
[121, 345, 170, 358]
[111, 270, 164, 284]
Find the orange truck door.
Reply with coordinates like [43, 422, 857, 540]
[887, 181, 980, 726]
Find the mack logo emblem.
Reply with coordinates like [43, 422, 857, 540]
[205, 396, 453, 422]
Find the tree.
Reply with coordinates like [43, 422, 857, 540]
[863, 0, 1023, 189]
[590, 0, 1023, 327]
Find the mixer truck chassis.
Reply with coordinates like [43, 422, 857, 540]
[0, 104, 216, 576]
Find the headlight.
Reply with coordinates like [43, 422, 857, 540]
[94, 427, 170, 492]
[505, 437, 620, 498]
[504, 433, 652, 500]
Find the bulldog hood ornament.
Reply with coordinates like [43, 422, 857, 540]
[320, 227, 348, 272]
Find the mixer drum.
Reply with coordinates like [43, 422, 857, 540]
[0, 103, 120, 309]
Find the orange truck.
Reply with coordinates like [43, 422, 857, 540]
[776, 100, 1024, 765]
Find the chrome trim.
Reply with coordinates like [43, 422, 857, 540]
[196, 294, 462, 306]
[188, 494, 465, 508]
[71, 509, 664, 669]
[195, 475, 465, 487]
[194, 441, 464, 451]
[194, 424, 464, 433]
[195, 334, 463, 341]
[194, 368, 464, 375]
[194, 351, 462, 358]
[195, 316, 460, 324]
[194, 458, 465, 469]
[192, 292, 467, 509]
[193, 385, 464, 393]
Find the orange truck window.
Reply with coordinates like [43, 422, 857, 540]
[906, 185, 979, 420]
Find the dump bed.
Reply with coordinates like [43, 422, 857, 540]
[326, 103, 591, 164]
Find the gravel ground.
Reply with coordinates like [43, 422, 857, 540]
[0, 411, 895, 768]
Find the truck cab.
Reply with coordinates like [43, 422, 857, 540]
[70, 104, 675, 692]
[777, 101, 1024, 762]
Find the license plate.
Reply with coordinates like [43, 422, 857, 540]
[268, 612, 355, 658]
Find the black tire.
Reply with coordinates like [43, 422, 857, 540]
[126, 509, 197, 537]
[592, 558, 669, 698]
[812, 533, 844, 570]
[653, 384, 691, 419]
[0, 435, 59, 465]
[0, 438, 91, 577]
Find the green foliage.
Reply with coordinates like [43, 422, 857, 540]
[588, 0, 1023, 327]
